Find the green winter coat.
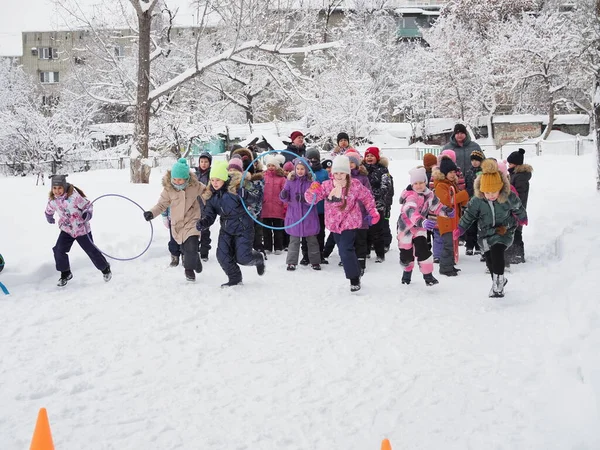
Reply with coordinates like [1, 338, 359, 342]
[459, 173, 527, 252]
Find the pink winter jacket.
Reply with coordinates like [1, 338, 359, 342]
[397, 187, 446, 242]
[305, 178, 377, 234]
[261, 168, 286, 219]
[45, 187, 92, 238]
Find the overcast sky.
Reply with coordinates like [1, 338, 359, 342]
[0, 0, 198, 55]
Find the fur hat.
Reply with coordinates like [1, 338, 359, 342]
[497, 160, 508, 176]
[331, 155, 351, 175]
[439, 156, 458, 176]
[322, 159, 333, 169]
[51, 174, 68, 189]
[507, 148, 526, 166]
[479, 159, 504, 193]
[409, 166, 427, 185]
[470, 150, 485, 163]
[228, 155, 244, 173]
[283, 161, 294, 172]
[345, 150, 362, 167]
[365, 146, 380, 161]
[423, 153, 438, 170]
[454, 123, 468, 135]
[440, 149, 456, 163]
[209, 160, 229, 182]
[290, 131, 304, 142]
[264, 154, 283, 168]
[171, 158, 191, 179]
[337, 132, 350, 144]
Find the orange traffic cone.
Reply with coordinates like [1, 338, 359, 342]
[381, 438, 392, 450]
[30, 408, 55, 450]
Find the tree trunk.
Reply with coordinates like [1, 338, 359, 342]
[130, 5, 153, 184]
[595, 80, 600, 190]
[245, 93, 254, 124]
[541, 100, 554, 141]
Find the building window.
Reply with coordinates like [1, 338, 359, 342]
[39, 47, 58, 60]
[74, 56, 86, 65]
[40, 71, 60, 84]
[114, 45, 125, 58]
[42, 95, 59, 107]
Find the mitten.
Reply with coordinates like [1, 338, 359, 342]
[495, 225, 507, 236]
[367, 210, 380, 226]
[280, 189, 289, 200]
[518, 218, 528, 226]
[294, 192, 305, 203]
[453, 226, 465, 240]
[143, 211, 153, 221]
[445, 208, 455, 218]
[82, 210, 92, 222]
[45, 213, 55, 224]
[196, 218, 209, 231]
[423, 219, 436, 231]
[309, 181, 321, 191]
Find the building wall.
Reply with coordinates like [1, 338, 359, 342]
[493, 122, 542, 147]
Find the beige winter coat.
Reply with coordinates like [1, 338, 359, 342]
[150, 171, 206, 244]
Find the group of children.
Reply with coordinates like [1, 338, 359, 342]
[44, 128, 531, 297]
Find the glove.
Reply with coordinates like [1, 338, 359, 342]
[519, 219, 528, 226]
[366, 210, 380, 226]
[495, 225, 507, 236]
[445, 208, 455, 218]
[294, 192, 305, 203]
[143, 211, 153, 221]
[423, 219, 436, 231]
[82, 210, 92, 222]
[280, 189, 289, 200]
[45, 213, 55, 224]
[196, 218, 209, 231]
[309, 181, 321, 191]
[453, 226, 465, 241]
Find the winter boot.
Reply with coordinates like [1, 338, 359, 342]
[256, 252, 266, 276]
[489, 274, 508, 298]
[358, 258, 366, 276]
[57, 271, 73, 287]
[423, 273, 439, 286]
[170, 255, 179, 267]
[221, 280, 243, 288]
[195, 256, 203, 274]
[350, 277, 361, 292]
[287, 264, 297, 271]
[465, 248, 474, 256]
[433, 257, 440, 264]
[338, 261, 344, 267]
[375, 255, 385, 263]
[185, 270, 195, 282]
[101, 267, 112, 282]
[299, 255, 310, 266]
[311, 264, 321, 271]
[200, 253, 209, 262]
[440, 266, 458, 277]
[401, 271, 412, 285]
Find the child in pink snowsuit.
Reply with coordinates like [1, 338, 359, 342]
[397, 167, 454, 286]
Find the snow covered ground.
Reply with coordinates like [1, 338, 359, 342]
[1, 152, 599, 449]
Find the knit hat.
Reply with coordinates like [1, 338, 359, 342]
[228, 155, 244, 173]
[479, 159, 504, 193]
[283, 161, 294, 172]
[51, 174, 68, 189]
[345, 150, 362, 167]
[331, 155, 351, 175]
[423, 153, 438, 170]
[171, 158, 191, 179]
[264, 154, 282, 168]
[337, 132, 350, 144]
[199, 151, 212, 164]
[507, 148, 525, 165]
[365, 146, 380, 161]
[409, 166, 427, 185]
[275, 153, 286, 167]
[439, 156, 458, 176]
[322, 159, 333, 169]
[209, 160, 229, 181]
[306, 148, 321, 161]
[440, 149, 456, 163]
[470, 150, 485, 162]
[290, 131, 304, 142]
[454, 123, 468, 135]
[497, 160, 508, 176]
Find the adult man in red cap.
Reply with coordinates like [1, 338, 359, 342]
[284, 130, 306, 163]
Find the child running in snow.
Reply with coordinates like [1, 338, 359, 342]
[305, 155, 378, 292]
[45, 175, 112, 287]
[197, 161, 266, 287]
[280, 158, 322, 271]
[397, 167, 454, 286]
[144, 158, 206, 282]
[456, 159, 527, 298]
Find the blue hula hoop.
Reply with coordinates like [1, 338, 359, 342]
[86, 194, 154, 261]
[240, 149, 317, 231]
[0, 281, 9, 295]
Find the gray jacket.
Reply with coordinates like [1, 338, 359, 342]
[442, 134, 484, 173]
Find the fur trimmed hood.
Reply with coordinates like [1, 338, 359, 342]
[514, 163, 533, 174]
[378, 157, 389, 168]
[431, 167, 447, 182]
[201, 171, 242, 202]
[474, 171, 511, 203]
[161, 170, 200, 191]
[232, 147, 264, 172]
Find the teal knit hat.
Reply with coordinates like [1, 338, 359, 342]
[171, 158, 190, 179]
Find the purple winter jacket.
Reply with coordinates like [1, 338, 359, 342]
[280, 173, 320, 237]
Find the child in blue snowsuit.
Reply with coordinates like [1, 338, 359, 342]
[197, 161, 265, 287]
